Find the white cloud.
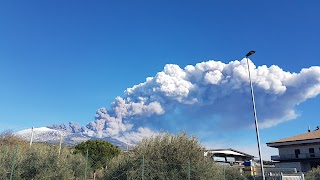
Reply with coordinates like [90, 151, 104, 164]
[82, 59, 320, 145]
[118, 127, 158, 145]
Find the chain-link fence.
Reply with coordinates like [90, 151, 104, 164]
[0, 143, 248, 180]
[0, 143, 87, 180]
[3, 143, 307, 180]
[104, 156, 194, 180]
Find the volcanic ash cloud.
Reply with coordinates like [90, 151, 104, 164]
[83, 59, 320, 144]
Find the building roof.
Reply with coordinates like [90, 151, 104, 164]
[267, 129, 320, 147]
[205, 148, 254, 158]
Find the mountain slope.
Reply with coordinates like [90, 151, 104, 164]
[15, 126, 128, 149]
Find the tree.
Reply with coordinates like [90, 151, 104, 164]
[0, 129, 29, 179]
[103, 132, 245, 180]
[0, 130, 27, 146]
[0, 130, 86, 179]
[305, 166, 320, 180]
[74, 139, 120, 170]
[2, 143, 86, 180]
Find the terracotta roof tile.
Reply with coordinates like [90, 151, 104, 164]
[268, 129, 320, 144]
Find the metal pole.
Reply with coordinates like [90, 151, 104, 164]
[223, 165, 226, 180]
[245, 56, 265, 180]
[84, 149, 88, 180]
[142, 155, 145, 180]
[10, 144, 18, 180]
[188, 160, 190, 180]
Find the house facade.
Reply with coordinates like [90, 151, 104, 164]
[267, 128, 320, 172]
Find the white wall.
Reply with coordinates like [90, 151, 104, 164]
[278, 143, 320, 156]
[275, 162, 302, 172]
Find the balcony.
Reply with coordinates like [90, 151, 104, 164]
[271, 153, 320, 161]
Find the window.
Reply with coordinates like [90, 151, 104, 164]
[310, 148, 315, 157]
[309, 148, 315, 153]
[295, 149, 300, 158]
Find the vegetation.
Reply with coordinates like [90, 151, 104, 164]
[74, 139, 121, 172]
[305, 166, 320, 180]
[103, 132, 245, 180]
[0, 130, 245, 180]
[0, 130, 28, 146]
[0, 131, 86, 179]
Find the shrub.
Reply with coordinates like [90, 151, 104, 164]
[0, 130, 28, 147]
[103, 132, 245, 180]
[305, 166, 320, 180]
[0, 142, 86, 179]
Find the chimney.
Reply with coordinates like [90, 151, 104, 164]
[308, 125, 311, 132]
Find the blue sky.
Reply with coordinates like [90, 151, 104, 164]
[1, 1, 320, 159]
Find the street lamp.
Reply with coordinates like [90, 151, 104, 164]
[245, 50, 265, 180]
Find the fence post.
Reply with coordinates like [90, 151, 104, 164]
[10, 144, 18, 180]
[142, 155, 145, 180]
[29, 127, 34, 147]
[188, 160, 190, 180]
[223, 165, 226, 180]
[84, 149, 88, 180]
[58, 133, 63, 156]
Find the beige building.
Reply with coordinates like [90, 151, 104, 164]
[267, 128, 320, 172]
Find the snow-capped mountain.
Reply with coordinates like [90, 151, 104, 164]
[15, 126, 128, 149]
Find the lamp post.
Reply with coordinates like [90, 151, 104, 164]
[245, 50, 265, 180]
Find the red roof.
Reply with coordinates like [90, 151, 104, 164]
[267, 129, 320, 144]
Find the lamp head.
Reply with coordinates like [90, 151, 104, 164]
[246, 50, 256, 57]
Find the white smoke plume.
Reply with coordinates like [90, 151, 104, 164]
[84, 59, 320, 144]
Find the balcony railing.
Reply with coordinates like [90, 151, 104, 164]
[271, 153, 320, 161]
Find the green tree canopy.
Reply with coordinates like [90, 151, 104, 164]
[103, 132, 245, 180]
[0, 142, 85, 179]
[74, 139, 120, 170]
[305, 166, 320, 180]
